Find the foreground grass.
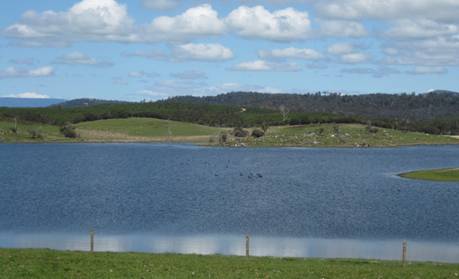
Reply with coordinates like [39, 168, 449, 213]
[1, 249, 458, 279]
[400, 168, 459, 182]
[233, 124, 459, 147]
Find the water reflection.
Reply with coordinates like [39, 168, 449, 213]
[1, 233, 459, 263]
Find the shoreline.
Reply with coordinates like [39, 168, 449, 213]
[2, 139, 459, 149]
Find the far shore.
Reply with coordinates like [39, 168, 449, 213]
[2, 118, 459, 148]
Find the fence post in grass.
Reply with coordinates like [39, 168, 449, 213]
[245, 235, 250, 257]
[402, 240, 408, 265]
[90, 230, 95, 252]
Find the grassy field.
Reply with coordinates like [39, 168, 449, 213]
[75, 118, 226, 143]
[1, 249, 458, 279]
[2, 118, 459, 147]
[400, 168, 459, 182]
[232, 124, 459, 147]
[0, 121, 71, 143]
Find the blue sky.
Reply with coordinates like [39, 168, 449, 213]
[1, 0, 458, 101]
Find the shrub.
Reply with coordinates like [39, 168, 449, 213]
[60, 124, 79, 138]
[219, 132, 228, 144]
[261, 123, 270, 132]
[251, 129, 265, 138]
[232, 127, 249, 138]
[28, 129, 43, 139]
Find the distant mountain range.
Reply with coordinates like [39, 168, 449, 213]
[54, 98, 129, 108]
[0, 98, 66, 108]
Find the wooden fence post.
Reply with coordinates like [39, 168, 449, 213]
[90, 230, 95, 252]
[402, 240, 407, 265]
[245, 235, 250, 257]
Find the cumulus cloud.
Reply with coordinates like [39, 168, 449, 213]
[122, 49, 169, 60]
[327, 43, 355, 54]
[5, 0, 135, 44]
[142, 0, 180, 10]
[171, 70, 208, 80]
[146, 4, 225, 41]
[384, 36, 459, 66]
[259, 47, 322, 60]
[54, 52, 113, 67]
[315, 0, 459, 21]
[386, 19, 458, 39]
[226, 6, 311, 41]
[407, 66, 448, 75]
[341, 67, 400, 78]
[319, 20, 367, 37]
[0, 66, 54, 79]
[173, 43, 233, 61]
[4, 1, 224, 44]
[340, 53, 368, 64]
[231, 60, 301, 71]
[128, 71, 159, 78]
[6, 92, 50, 99]
[328, 43, 368, 64]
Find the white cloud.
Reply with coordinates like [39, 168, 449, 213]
[319, 20, 367, 37]
[386, 19, 458, 39]
[6, 92, 50, 99]
[327, 43, 368, 63]
[147, 4, 225, 41]
[231, 60, 301, 71]
[54, 52, 113, 67]
[259, 47, 322, 60]
[315, 0, 459, 21]
[384, 36, 459, 66]
[0, 66, 54, 79]
[128, 71, 159, 78]
[341, 67, 400, 78]
[4, 2, 224, 44]
[173, 43, 233, 61]
[328, 43, 354, 54]
[122, 49, 169, 60]
[142, 0, 180, 10]
[226, 6, 311, 41]
[171, 70, 208, 80]
[340, 53, 368, 64]
[5, 0, 135, 44]
[407, 66, 447, 75]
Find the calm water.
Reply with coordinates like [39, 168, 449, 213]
[1, 144, 459, 262]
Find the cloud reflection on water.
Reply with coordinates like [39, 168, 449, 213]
[1, 233, 459, 263]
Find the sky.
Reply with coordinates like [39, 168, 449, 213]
[0, 0, 458, 101]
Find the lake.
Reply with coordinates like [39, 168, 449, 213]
[1, 144, 459, 262]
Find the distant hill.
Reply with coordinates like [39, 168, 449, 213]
[0, 98, 66, 108]
[166, 90, 459, 120]
[54, 98, 129, 108]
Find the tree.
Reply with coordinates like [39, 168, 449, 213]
[279, 105, 289, 122]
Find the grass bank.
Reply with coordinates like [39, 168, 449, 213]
[1, 249, 458, 278]
[2, 118, 459, 147]
[231, 124, 459, 147]
[75, 118, 226, 143]
[400, 168, 459, 182]
[0, 121, 71, 143]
